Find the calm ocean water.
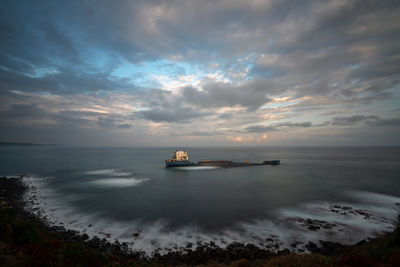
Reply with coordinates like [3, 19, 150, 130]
[1, 146, 400, 254]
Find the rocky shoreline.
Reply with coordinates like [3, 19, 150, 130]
[0, 176, 343, 263]
[1, 176, 138, 254]
[1, 175, 399, 266]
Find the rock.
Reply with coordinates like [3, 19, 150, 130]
[308, 225, 320, 231]
[290, 241, 301, 247]
[278, 248, 290, 255]
[133, 233, 139, 237]
[355, 239, 367, 246]
[306, 241, 319, 253]
[318, 240, 341, 255]
[321, 223, 333, 229]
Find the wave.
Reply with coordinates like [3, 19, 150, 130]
[84, 169, 131, 176]
[347, 190, 400, 206]
[90, 177, 149, 187]
[173, 166, 220, 170]
[22, 176, 400, 255]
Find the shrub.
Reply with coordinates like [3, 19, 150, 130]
[0, 221, 13, 242]
[263, 254, 333, 267]
[16, 221, 42, 245]
[64, 242, 85, 260]
[231, 258, 251, 267]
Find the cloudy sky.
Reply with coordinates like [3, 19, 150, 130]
[1, 0, 399, 146]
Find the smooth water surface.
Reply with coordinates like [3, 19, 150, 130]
[1, 146, 400, 253]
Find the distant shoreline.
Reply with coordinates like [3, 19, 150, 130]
[0, 142, 61, 147]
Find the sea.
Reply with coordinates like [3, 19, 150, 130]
[1, 146, 400, 254]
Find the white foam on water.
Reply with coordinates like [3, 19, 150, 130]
[173, 166, 220, 170]
[90, 177, 150, 187]
[22, 176, 400, 256]
[84, 169, 131, 176]
[347, 190, 400, 206]
[276, 200, 395, 249]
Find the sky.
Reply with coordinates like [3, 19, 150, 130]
[0, 0, 399, 146]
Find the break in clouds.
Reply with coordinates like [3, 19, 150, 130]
[0, 0, 399, 146]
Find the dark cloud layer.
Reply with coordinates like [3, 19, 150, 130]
[244, 122, 313, 133]
[0, 0, 399, 145]
[331, 115, 379, 126]
[332, 115, 400, 127]
[140, 107, 208, 123]
[0, 104, 46, 119]
[182, 83, 272, 111]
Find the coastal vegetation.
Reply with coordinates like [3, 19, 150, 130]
[1, 177, 399, 266]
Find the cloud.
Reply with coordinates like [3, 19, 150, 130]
[0, 104, 47, 118]
[185, 130, 224, 136]
[367, 118, 400, 127]
[139, 107, 208, 123]
[227, 133, 268, 143]
[244, 121, 313, 133]
[0, 0, 399, 145]
[330, 115, 400, 128]
[117, 123, 132, 129]
[182, 82, 272, 111]
[243, 125, 277, 133]
[331, 115, 379, 126]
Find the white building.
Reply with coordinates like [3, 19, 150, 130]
[173, 150, 189, 161]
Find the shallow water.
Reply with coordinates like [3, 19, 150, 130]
[1, 146, 400, 254]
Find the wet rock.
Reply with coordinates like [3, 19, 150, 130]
[355, 209, 371, 219]
[290, 241, 301, 247]
[278, 248, 290, 255]
[296, 217, 338, 232]
[308, 225, 320, 231]
[355, 239, 367, 246]
[306, 241, 319, 253]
